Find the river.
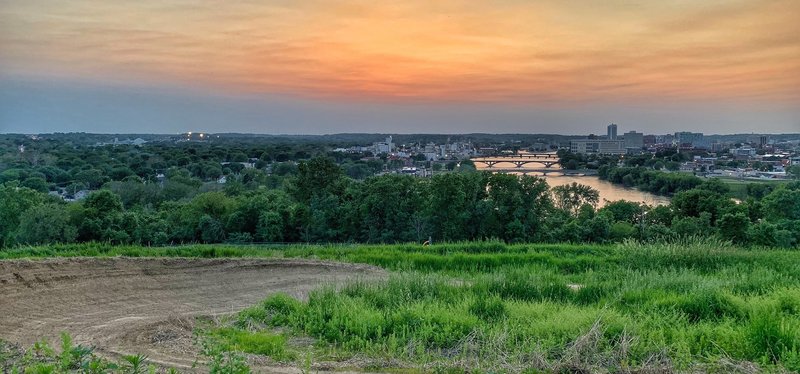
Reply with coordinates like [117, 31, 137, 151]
[537, 174, 670, 207]
[474, 167, 670, 207]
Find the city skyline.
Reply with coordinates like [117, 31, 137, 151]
[1, 0, 799, 134]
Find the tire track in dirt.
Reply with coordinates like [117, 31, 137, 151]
[0, 257, 385, 370]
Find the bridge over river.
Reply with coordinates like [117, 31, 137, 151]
[471, 153, 561, 170]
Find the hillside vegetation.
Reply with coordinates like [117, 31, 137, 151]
[3, 154, 800, 249]
[2, 240, 799, 372]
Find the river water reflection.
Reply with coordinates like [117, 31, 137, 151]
[538, 174, 670, 207]
[478, 169, 670, 207]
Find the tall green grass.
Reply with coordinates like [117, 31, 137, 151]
[3, 239, 800, 371]
[234, 269, 799, 371]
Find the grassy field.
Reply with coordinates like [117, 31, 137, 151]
[714, 177, 789, 200]
[2, 240, 800, 372]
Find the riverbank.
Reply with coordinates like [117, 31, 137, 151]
[562, 168, 598, 176]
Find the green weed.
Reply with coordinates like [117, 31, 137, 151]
[210, 328, 291, 361]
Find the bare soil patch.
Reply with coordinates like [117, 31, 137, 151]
[0, 257, 385, 370]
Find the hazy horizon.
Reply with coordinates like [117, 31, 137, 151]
[1, 0, 798, 134]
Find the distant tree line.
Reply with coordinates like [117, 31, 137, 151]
[2, 156, 799, 248]
[0, 133, 487, 197]
[598, 166, 704, 195]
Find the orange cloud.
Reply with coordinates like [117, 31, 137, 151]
[1, 0, 798, 103]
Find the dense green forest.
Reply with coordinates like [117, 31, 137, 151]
[2, 160, 799, 248]
[1, 135, 799, 248]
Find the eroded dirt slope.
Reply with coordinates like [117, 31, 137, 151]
[0, 257, 385, 369]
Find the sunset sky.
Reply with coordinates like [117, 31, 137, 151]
[1, 0, 798, 134]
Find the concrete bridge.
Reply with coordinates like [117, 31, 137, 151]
[478, 168, 563, 175]
[471, 153, 561, 169]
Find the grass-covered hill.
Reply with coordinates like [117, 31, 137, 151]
[2, 240, 799, 373]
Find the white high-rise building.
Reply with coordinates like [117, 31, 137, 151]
[375, 135, 394, 154]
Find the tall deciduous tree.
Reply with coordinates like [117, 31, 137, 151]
[551, 182, 599, 217]
[762, 187, 800, 221]
[291, 157, 345, 204]
[0, 185, 46, 246]
[357, 174, 424, 243]
[718, 212, 750, 244]
[16, 204, 78, 245]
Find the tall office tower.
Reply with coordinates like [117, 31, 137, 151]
[607, 123, 618, 140]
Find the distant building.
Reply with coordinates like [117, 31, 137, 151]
[375, 136, 394, 154]
[655, 134, 674, 145]
[607, 124, 618, 140]
[675, 132, 707, 149]
[730, 147, 756, 157]
[531, 142, 548, 151]
[220, 161, 255, 169]
[643, 135, 656, 146]
[62, 190, 90, 202]
[95, 137, 148, 147]
[478, 147, 496, 155]
[623, 131, 644, 150]
[570, 139, 625, 155]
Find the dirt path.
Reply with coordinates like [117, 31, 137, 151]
[0, 257, 385, 370]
